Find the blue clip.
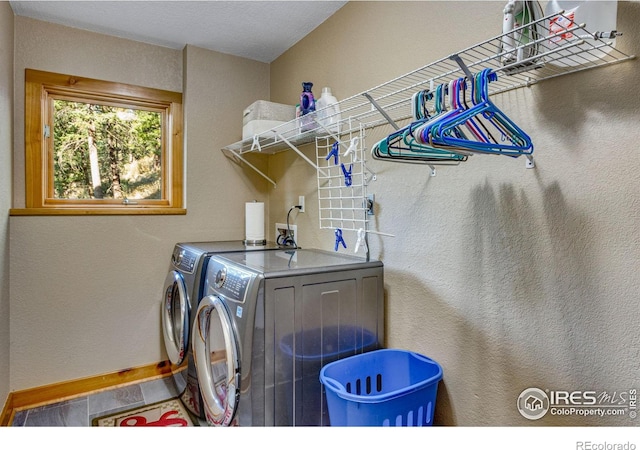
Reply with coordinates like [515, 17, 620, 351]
[341, 163, 352, 187]
[334, 228, 347, 251]
[326, 142, 339, 165]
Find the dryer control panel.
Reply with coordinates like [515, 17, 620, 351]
[208, 262, 254, 303]
[172, 247, 197, 273]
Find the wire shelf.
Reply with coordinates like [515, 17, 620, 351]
[222, 9, 634, 160]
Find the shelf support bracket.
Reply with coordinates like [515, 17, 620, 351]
[449, 54, 474, 80]
[275, 133, 329, 177]
[226, 148, 277, 188]
[363, 92, 400, 130]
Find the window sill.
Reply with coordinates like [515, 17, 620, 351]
[9, 207, 187, 216]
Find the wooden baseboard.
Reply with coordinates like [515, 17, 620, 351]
[0, 360, 184, 426]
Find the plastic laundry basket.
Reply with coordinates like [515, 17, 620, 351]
[319, 349, 443, 426]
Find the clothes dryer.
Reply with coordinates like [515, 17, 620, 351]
[192, 248, 384, 426]
[161, 241, 281, 418]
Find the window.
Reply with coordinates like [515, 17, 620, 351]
[19, 69, 184, 215]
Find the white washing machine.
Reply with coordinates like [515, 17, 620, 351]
[192, 248, 384, 426]
[161, 241, 281, 418]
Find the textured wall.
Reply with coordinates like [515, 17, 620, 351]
[7, 2, 640, 428]
[269, 1, 640, 425]
[9, 18, 270, 390]
[0, 1, 13, 409]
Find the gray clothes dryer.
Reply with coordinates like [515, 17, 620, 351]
[161, 240, 282, 419]
[192, 248, 384, 426]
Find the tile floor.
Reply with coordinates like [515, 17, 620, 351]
[10, 372, 204, 426]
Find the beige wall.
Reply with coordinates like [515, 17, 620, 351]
[6, 1, 640, 428]
[269, 1, 640, 425]
[12, 16, 184, 208]
[0, 1, 14, 409]
[9, 17, 269, 390]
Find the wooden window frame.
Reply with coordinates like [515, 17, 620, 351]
[15, 69, 185, 216]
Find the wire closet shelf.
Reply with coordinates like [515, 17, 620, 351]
[221, 9, 634, 260]
[221, 9, 634, 163]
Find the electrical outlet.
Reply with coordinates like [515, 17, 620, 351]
[366, 194, 375, 215]
[275, 222, 298, 246]
[298, 195, 305, 213]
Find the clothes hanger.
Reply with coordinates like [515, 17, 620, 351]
[411, 90, 431, 121]
[371, 84, 471, 164]
[389, 86, 469, 158]
[412, 81, 478, 154]
[459, 75, 500, 146]
[372, 122, 468, 164]
[412, 84, 454, 144]
[426, 69, 533, 157]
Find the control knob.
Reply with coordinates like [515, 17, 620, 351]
[214, 267, 227, 289]
[173, 249, 185, 266]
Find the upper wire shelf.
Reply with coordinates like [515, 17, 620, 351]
[221, 9, 634, 174]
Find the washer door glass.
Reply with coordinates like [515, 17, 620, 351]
[161, 270, 189, 366]
[193, 295, 241, 426]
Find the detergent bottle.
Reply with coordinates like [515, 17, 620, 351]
[315, 87, 341, 134]
[299, 82, 316, 131]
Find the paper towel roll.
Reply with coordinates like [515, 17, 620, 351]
[245, 201, 265, 243]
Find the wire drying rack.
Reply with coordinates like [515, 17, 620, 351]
[315, 120, 395, 258]
[315, 121, 368, 251]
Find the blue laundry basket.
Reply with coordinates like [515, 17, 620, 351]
[319, 349, 443, 426]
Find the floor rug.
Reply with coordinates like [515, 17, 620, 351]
[92, 398, 194, 427]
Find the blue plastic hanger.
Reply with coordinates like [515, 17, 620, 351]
[371, 85, 470, 164]
[427, 69, 533, 156]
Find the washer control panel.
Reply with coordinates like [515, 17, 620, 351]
[172, 247, 197, 273]
[208, 262, 253, 303]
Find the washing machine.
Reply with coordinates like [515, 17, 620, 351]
[161, 240, 282, 418]
[192, 248, 384, 426]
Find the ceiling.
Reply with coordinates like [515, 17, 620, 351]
[9, 0, 348, 63]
